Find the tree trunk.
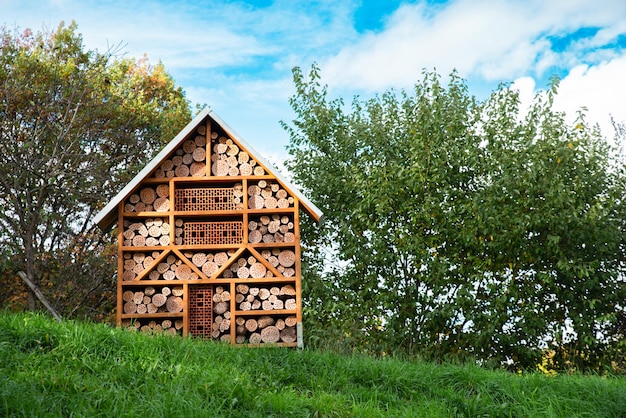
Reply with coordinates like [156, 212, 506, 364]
[23, 230, 37, 311]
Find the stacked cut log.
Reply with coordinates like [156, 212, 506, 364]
[123, 253, 200, 281]
[182, 250, 236, 279]
[122, 285, 184, 316]
[258, 248, 296, 277]
[125, 184, 170, 212]
[153, 126, 207, 178]
[211, 135, 264, 177]
[211, 286, 232, 342]
[247, 180, 294, 210]
[248, 214, 295, 244]
[122, 251, 158, 281]
[122, 318, 183, 336]
[220, 253, 273, 279]
[232, 183, 244, 208]
[235, 283, 297, 312]
[122, 218, 170, 247]
[174, 219, 183, 245]
[235, 315, 298, 344]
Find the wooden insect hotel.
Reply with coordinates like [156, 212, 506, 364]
[94, 108, 322, 346]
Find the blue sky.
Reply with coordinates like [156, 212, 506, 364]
[2, 0, 626, 164]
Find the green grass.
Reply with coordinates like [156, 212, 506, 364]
[1, 312, 624, 417]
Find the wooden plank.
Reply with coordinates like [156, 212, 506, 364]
[182, 282, 189, 337]
[293, 200, 303, 326]
[117, 204, 124, 327]
[229, 281, 236, 344]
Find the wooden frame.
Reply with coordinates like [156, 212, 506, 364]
[95, 111, 322, 347]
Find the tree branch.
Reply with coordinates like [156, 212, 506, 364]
[17, 271, 62, 322]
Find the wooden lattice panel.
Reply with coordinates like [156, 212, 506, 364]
[175, 188, 240, 212]
[183, 221, 243, 245]
[188, 285, 213, 338]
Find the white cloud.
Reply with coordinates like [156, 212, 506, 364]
[553, 55, 626, 136]
[510, 76, 537, 116]
[2, 1, 339, 71]
[3, 0, 626, 154]
[509, 54, 626, 144]
[322, 0, 626, 92]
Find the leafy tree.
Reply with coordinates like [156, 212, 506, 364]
[0, 22, 191, 319]
[284, 64, 626, 371]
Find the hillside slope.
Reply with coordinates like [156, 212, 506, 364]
[1, 312, 624, 417]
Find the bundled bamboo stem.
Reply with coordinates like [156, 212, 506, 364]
[122, 218, 170, 248]
[122, 317, 181, 335]
[247, 181, 292, 209]
[210, 284, 232, 342]
[122, 251, 200, 281]
[248, 214, 296, 244]
[153, 133, 208, 178]
[235, 314, 298, 344]
[234, 284, 297, 312]
[211, 136, 262, 177]
[221, 252, 273, 279]
[122, 286, 183, 314]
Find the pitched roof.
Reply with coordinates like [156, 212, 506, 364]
[93, 108, 323, 230]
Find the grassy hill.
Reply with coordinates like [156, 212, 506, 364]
[1, 312, 624, 417]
